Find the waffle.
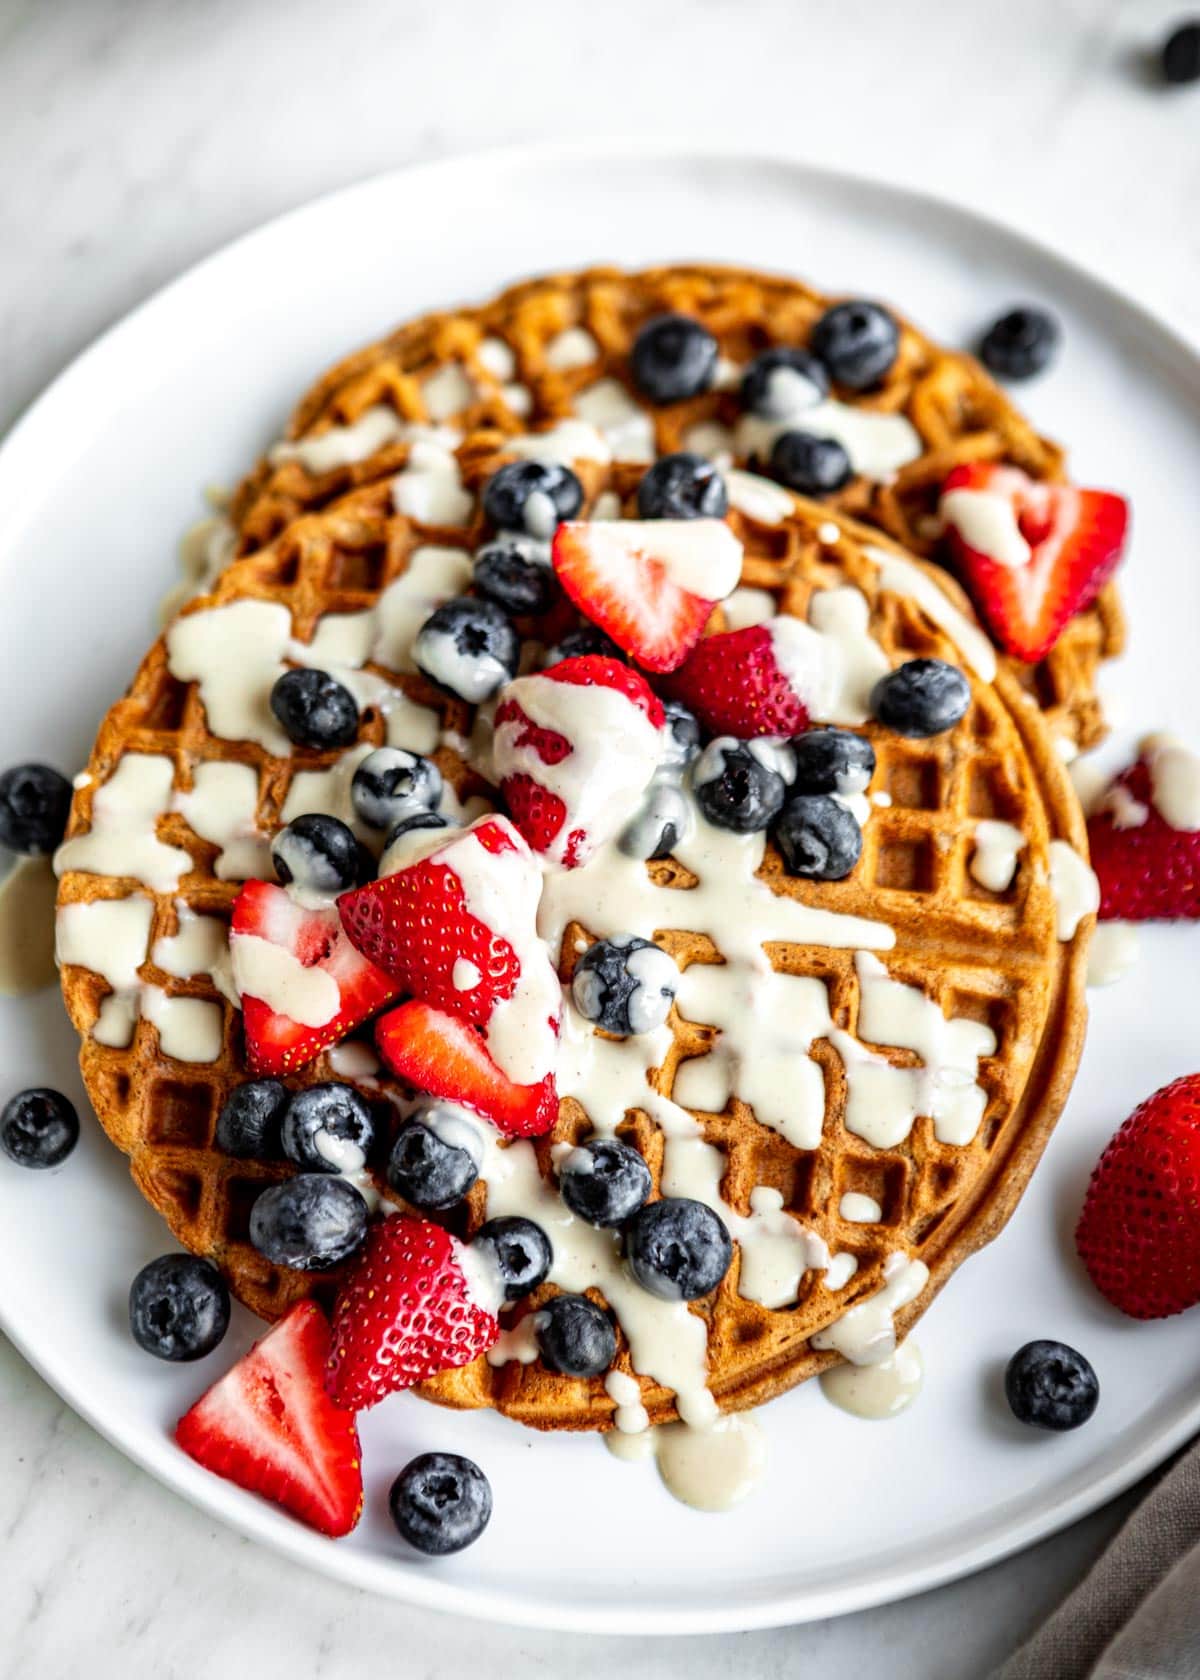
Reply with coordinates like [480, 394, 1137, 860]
[230, 262, 1123, 748]
[58, 437, 1091, 1431]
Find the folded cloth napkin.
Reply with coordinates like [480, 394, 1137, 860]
[993, 1435, 1200, 1679]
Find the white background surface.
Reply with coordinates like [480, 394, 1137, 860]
[1, 1, 1198, 1675]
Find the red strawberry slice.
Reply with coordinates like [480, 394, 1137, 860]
[1087, 757, 1200, 921]
[552, 519, 741, 672]
[940, 462, 1129, 664]
[376, 999, 558, 1138]
[1076, 1074, 1200, 1318]
[326, 1215, 499, 1411]
[663, 622, 817, 739]
[176, 1301, 363, 1536]
[231, 880, 400, 1076]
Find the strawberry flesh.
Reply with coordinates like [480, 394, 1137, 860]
[376, 999, 558, 1138]
[1087, 760, 1200, 921]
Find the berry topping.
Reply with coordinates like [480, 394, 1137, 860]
[571, 935, 679, 1036]
[790, 726, 876, 797]
[979, 306, 1061, 381]
[1088, 756, 1200, 921]
[215, 1078, 288, 1159]
[543, 624, 625, 666]
[0, 763, 73, 854]
[1004, 1340, 1099, 1431]
[559, 1137, 652, 1228]
[473, 534, 559, 616]
[128, 1253, 230, 1361]
[387, 1103, 483, 1210]
[740, 347, 831, 417]
[272, 813, 363, 897]
[694, 738, 790, 834]
[380, 809, 451, 872]
[281, 1082, 376, 1174]
[618, 778, 692, 861]
[940, 461, 1129, 664]
[625, 1197, 733, 1301]
[351, 747, 442, 831]
[660, 698, 702, 768]
[0, 1087, 79, 1168]
[413, 596, 519, 703]
[630, 313, 718, 404]
[390, 1452, 492, 1555]
[376, 1000, 559, 1138]
[176, 1301, 363, 1537]
[664, 622, 818, 740]
[249, 1174, 369, 1271]
[774, 793, 863, 880]
[636, 453, 729, 521]
[1076, 1074, 1200, 1318]
[269, 668, 360, 751]
[872, 659, 970, 738]
[326, 1214, 498, 1410]
[1162, 20, 1200, 83]
[769, 431, 853, 497]
[472, 1216, 552, 1301]
[810, 300, 900, 389]
[534, 1293, 617, 1377]
[482, 459, 583, 536]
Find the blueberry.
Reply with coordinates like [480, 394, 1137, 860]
[740, 346, 831, 417]
[571, 934, 679, 1036]
[619, 777, 693, 861]
[769, 431, 853, 497]
[215, 1079, 288, 1159]
[383, 809, 451, 857]
[1005, 1340, 1099, 1431]
[0, 763, 73, 854]
[693, 738, 789, 833]
[272, 813, 362, 896]
[625, 1197, 732, 1301]
[389, 1452, 492, 1555]
[636, 453, 728, 521]
[810, 301, 900, 389]
[543, 624, 624, 666]
[483, 460, 583, 536]
[534, 1293, 616, 1377]
[559, 1137, 652, 1228]
[774, 794, 863, 880]
[0, 1088, 79, 1168]
[351, 747, 443, 831]
[790, 727, 876, 797]
[473, 534, 559, 616]
[472, 1216, 552, 1301]
[1162, 20, 1200, 83]
[660, 699, 701, 769]
[249, 1173, 368, 1270]
[387, 1104, 482, 1210]
[281, 1083, 375, 1174]
[128, 1253, 230, 1361]
[414, 597, 519, 703]
[979, 306, 1061, 381]
[630, 314, 719, 404]
[270, 668, 360, 751]
[872, 659, 970, 737]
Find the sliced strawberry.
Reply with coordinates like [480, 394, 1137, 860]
[176, 1301, 362, 1536]
[376, 999, 558, 1138]
[552, 519, 741, 672]
[231, 880, 400, 1076]
[1088, 758, 1200, 921]
[663, 621, 819, 738]
[940, 462, 1129, 664]
[326, 1215, 499, 1410]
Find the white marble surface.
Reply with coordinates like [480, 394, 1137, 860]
[1, 0, 1197, 1674]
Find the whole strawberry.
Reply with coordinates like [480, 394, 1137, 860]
[1088, 759, 1200, 921]
[1076, 1074, 1200, 1319]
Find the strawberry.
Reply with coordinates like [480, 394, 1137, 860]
[662, 621, 821, 739]
[940, 462, 1129, 664]
[175, 1301, 363, 1537]
[376, 999, 558, 1137]
[1076, 1074, 1200, 1319]
[551, 519, 742, 672]
[325, 1214, 498, 1410]
[1087, 758, 1200, 921]
[230, 880, 400, 1076]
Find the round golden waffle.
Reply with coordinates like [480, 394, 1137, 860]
[231, 262, 1123, 748]
[58, 436, 1091, 1431]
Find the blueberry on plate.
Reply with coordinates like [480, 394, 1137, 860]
[625, 1197, 732, 1300]
[790, 727, 876, 797]
[810, 300, 900, 389]
[0, 1088, 79, 1168]
[249, 1174, 369, 1270]
[0, 763, 73, 854]
[413, 597, 519, 703]
[769, 431, 853, 497]
[387, 1103, 483, 1210]
[472, 1215, 552, 1301]
[630, 313, 719, 404]
[618, 778, 693, 862]
[543, 624, 625, 667]
[636, 453, 728, 521]
[774, 794, 863, 881]
[740, 346, 831, 418]
[473, 533, 559, 616]
[1005, 1339, 1099, 1431]
[534, 1293, 617, 1377]
[979, 306, 1061, 381]
[872, 659, 971, 738]
[351, 747, 443, 831]
[571, 934, 679, 1036]
[214, 1078, 289, 1159]
[128, 1253, 230, 1361]
[390, 1452, 492, 1555]
[694, 738, 789, 834]
[272, 813, 363, 896]
[559, 1137, 652, 1228]
[281, 1083, 376, 1174]
[482, 460, 583, 536]
[269, 668, 360, 751]
[660, 698, 701, 769]
[1162, 20, 1200, 84]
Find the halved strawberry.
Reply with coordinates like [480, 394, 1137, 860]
[940, 462, 1129, 664]
[326, 1215, 499, 1411]
[1088, 757, 1200, 921]
[176, 1301, 363, 1537]
[376, 999, 558, 1137]
[231, 880, 400, 1076]
[662, 621, 820, 738]
[552, 519, 742, 672]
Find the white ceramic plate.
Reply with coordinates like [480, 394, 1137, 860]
[2, 144, 1199, 1636]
